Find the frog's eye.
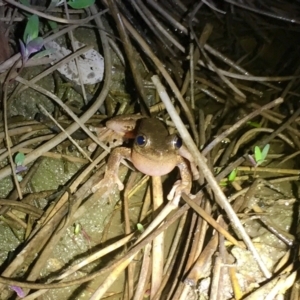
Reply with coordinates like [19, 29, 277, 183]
[135, 135, 147, 147]
[172, 135, 182, 149]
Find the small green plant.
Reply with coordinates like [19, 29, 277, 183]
[19, 0, 96, 63]
[19, 15, 45, 63]
[248, 144, 270, 167]
[67, 0, 95, 9]
[55, 0, 95, 9]
[137, 223, 144, 233]
[247, 121, 261, 128]
[219, 169, 237, 187]
[14, 152, 27, 181]
[228, 168, 237, 182]
[74, 223, 81, 235]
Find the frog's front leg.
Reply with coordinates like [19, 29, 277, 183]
[167, 156, 192, 203]
[178, 145, 199, 180]
[92, 147, 131, 193]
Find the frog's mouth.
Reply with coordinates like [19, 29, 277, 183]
[131, 151, 176, 176]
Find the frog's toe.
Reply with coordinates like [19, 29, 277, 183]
[92, 173, 124, 193]
[167, 180, 191, 201]
[114, 175, 124, 190]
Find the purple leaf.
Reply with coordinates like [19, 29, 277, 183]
[247, 154, 257, 167]
[19, 39, 29, 61]
[10, 285, 25, 298]
[16, 165, 28, 173]
[26, 37, 44, 56]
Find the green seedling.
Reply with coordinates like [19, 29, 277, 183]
[19, 15, 54, 64]
[74, 223, 81, 235]
[67, 0, 95, 9]
[137, 223, 144, 233]
[247, 121, 261, 128]
[228, 168, 237, 182]
[255, 144, 270, 166]
[218, 169, 237, 187]
[14, 152, 27, 181]
[55, 0, 95, 9]
[248, 144, 270, 167]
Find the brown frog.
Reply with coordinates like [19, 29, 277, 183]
[92, 115, 198, 201]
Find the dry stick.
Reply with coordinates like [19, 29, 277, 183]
[198, 62, 300, 82]
[0, 196, 198, 290]
[19, 149, 88, 164]
[232, 128, 294, 156]
[0, 124, 48, 139]
[38, 104, 92, 162]
[16, 45, 93, 95]
[181, 35, 202, 97]
[203, 44, 283, 91]
[0, 5, 112, 287]
[189, 3, 245, 99]
[2, 76, 23, 201]
[24, 232, 136, 300]
[163, 213, 189, 274]
[151, 75, 271, 278]
[123, 173, 137, 300]
[251, 105, 300, 139]
[117, 9, 199, 144]
[189, 42, 195, 109]
[4, 0, 93, 24]
[134, 0, 185, 53]
[182, 195, 242, 247]
[225, 0, 300, 24]
[280, 64, 300, 99]
[216, 217, 226, 300]
[192, 201, 210, 260]
[89, 196, 184, 299]
[6, 8, 112, 296]
[209, 255, 222, 300]
[12, 169, 102, 294]
[260, 106, 300, 148]
[107, 0, 150, 116]
[130, 0, 177, 57]
[0, 157, 45, 216]
[219, 103, 300, 181]
[17, 152, 108, 299]
[63, 1, 87, 104]
[151, 212, 189, 300]
[0, 8, 108, 73]
[0, 199, 43, 217]
[132, 244, 152, 300]
[185, 229, 219, 286]
[16, 76, 109, 151]
[165, 210, 201, 300]
[202, 97, 284, 155]
[151, 176, 164, 299]
[0, 134, 53, 161]
[146, 0, 188, 35]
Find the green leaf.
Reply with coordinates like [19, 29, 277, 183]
[23, 15, 39, 44]
[261, 144, 270, 161]
[48, 0, 61, 9]
[47, 20, 58, 30]
[17, 175, 23, 182]
[67, 0, 95, 9]
[15, 152, 25, 166]
[136, 223, 144, 233]
[20, 0, 30, 6]
[228, 169, 237, 182]
[254, 146, 262, 163]
[74, 223, 81, 235]
[247, 121, 261, 128]
[31, 48, 55, 59]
